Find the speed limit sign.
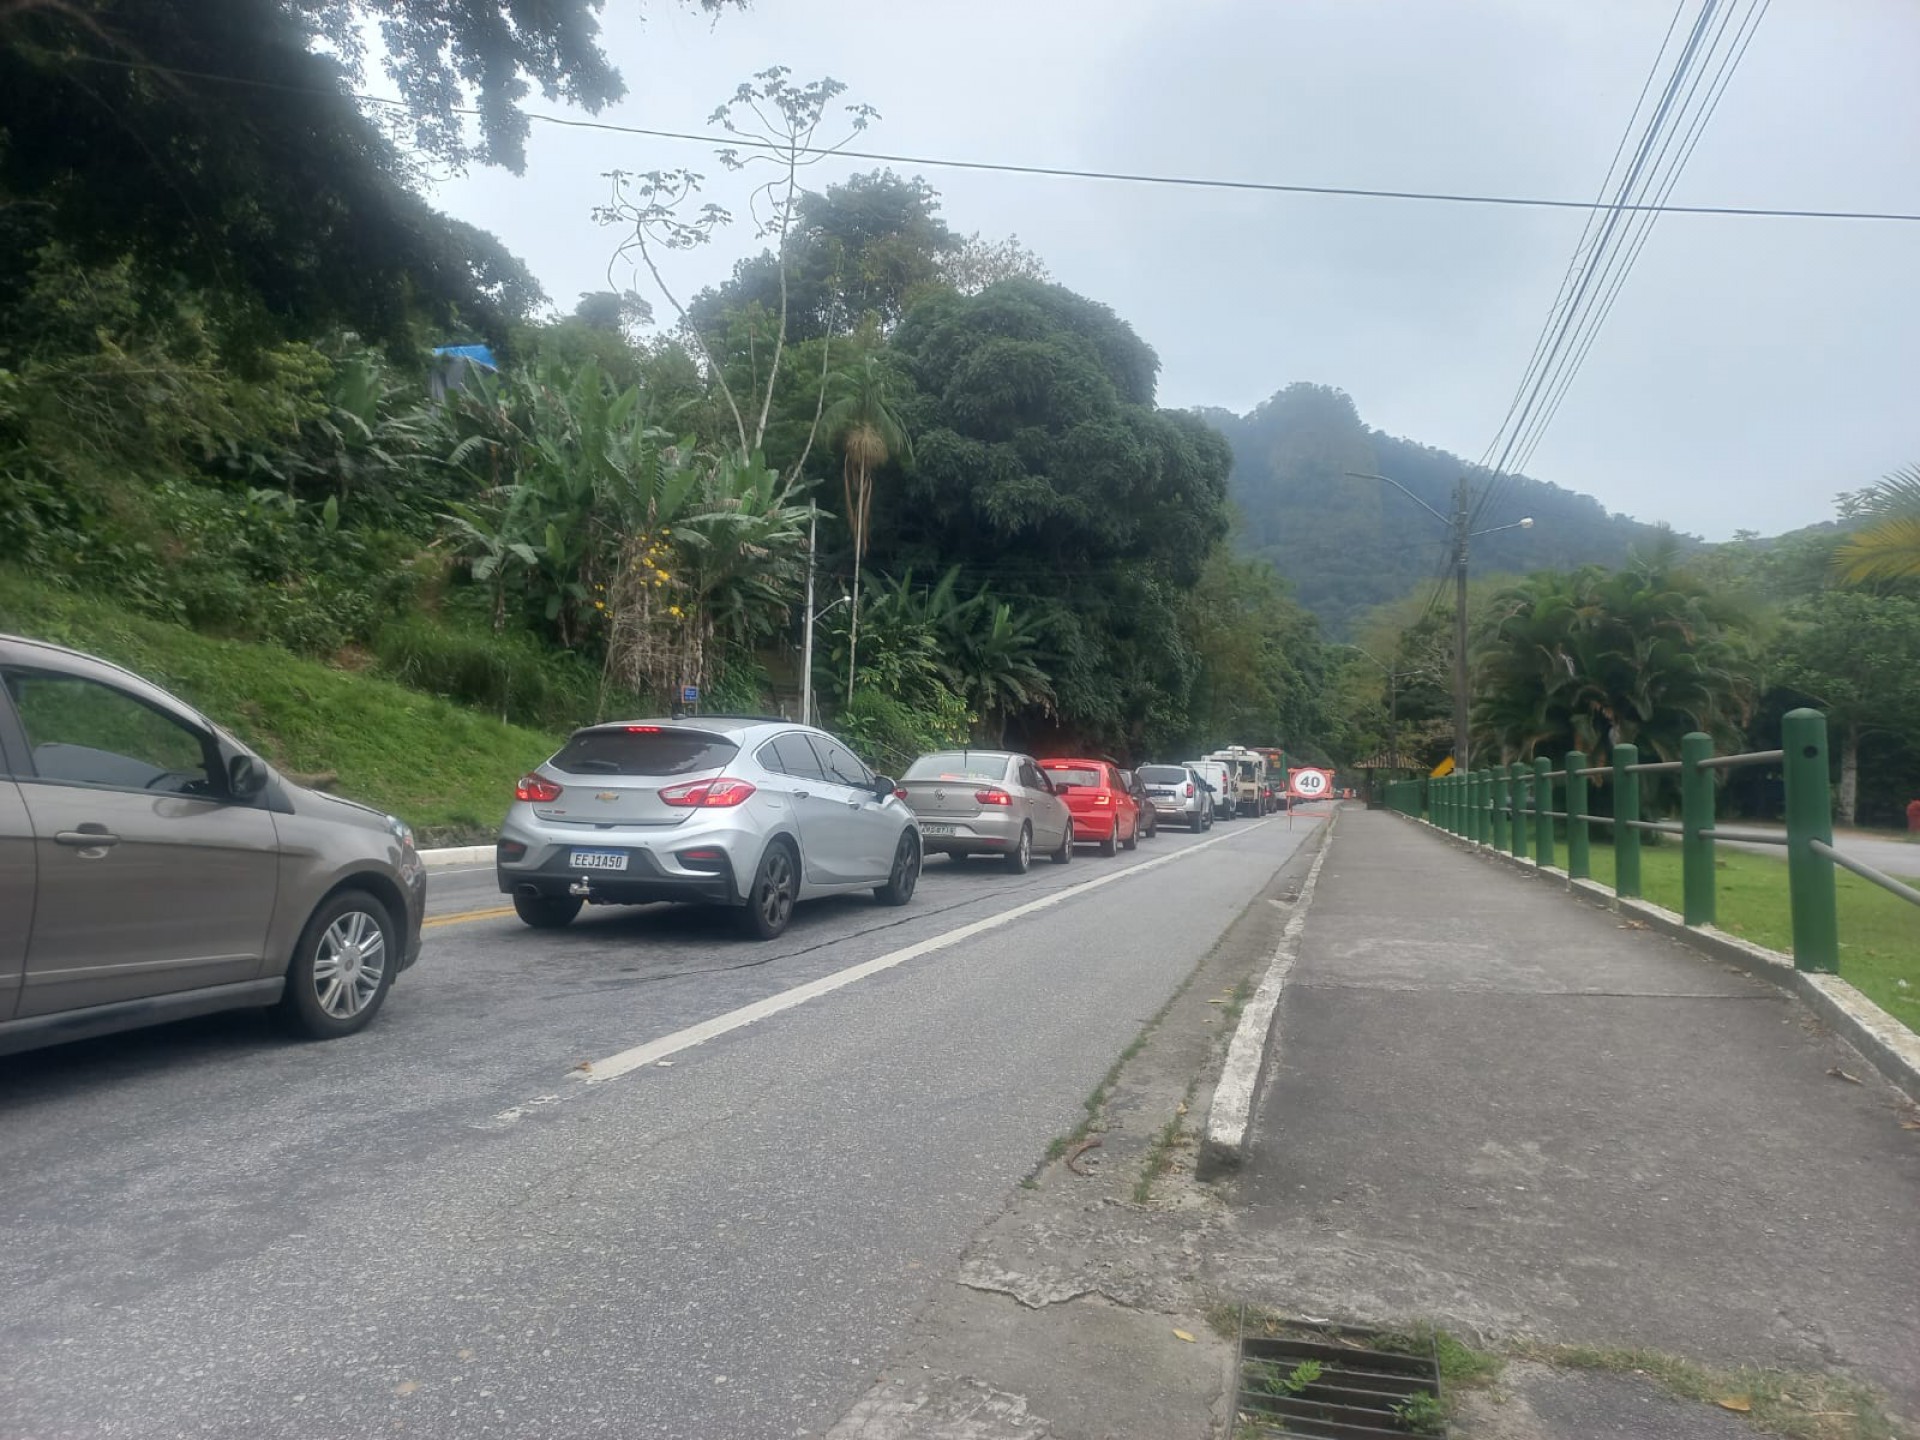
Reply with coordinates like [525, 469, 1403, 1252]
[1289, 767, 1332, 800]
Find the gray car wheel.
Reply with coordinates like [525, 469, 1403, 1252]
[875, 829, 922, 906]
[277, 889, 396, 1040]
[1051, 820, 1074, 864]
[740, 840, 798, 939]
[1005, 823, 1032, 875]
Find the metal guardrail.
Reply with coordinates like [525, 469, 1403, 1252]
[1380, 709, 1916, 978]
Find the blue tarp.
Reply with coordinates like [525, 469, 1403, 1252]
[431, 344, 497, 368]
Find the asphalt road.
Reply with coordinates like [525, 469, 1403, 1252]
[0, 808, 1324, 1440]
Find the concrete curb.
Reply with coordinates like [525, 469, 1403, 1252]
[1200, 811, 1337, 1174]
[420, 844, 493, 870]
[1393, 813, 1920, 1106]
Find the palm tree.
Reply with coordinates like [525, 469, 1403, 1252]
[1834, 464, 1920, 584]
[1472, 547, 1755, 775]
[819, 355, 913, 703]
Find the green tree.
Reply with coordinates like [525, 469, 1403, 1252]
[1472, 548, 1757, 773]
[1833, 465, 1920, 585]
[2, 0, 581, 345]
[1773, 590, 1920, 824]
[877, 278, 1230, 750]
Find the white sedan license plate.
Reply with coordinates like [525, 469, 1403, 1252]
[570, 849, 629, 871]
[919, 822, 955, 836]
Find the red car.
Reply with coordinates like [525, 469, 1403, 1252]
[1038, 758, 1141, 857]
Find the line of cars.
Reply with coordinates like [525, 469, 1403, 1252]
[0, 631, 1259, 1060]
[495, 724, 1247, 941]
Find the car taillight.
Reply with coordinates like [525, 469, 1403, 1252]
[975, 788, 1012, 807]
[893, 787, 909, 801]
[1093, 792, 1112, 806]
[516, 774, 562, 803]
[660, 777, 757, 808]
[1184, 782, 1195, 797]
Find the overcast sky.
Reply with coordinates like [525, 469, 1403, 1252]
[419, 0, 1918, 541]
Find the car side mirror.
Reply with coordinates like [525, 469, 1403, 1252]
[227, 753, 267, 801]
[872, 775, 897, 800]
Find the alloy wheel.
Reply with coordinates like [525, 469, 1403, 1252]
[312, 909, 389, 1019]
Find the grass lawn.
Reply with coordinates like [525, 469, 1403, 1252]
[1583, 844, 1920, 1035]
[0, 572, 560, 843]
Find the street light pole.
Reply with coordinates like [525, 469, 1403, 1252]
[1451, 477, 1472, 773]
[799, 511, 818, 726]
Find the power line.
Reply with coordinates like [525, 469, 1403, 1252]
[1471, 0, 1770, 530]
[57, 51, 1920, 226]
[1475, 0, 1731, 524]
[1501, 0, 1772, 486]
[1474, 0, 1689, 489]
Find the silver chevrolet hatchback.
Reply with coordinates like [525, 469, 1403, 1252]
[496, 717, 922, 938]
[0, 636, 426, 1057]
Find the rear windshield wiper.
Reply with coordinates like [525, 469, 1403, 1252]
[567, 758, 624, 772]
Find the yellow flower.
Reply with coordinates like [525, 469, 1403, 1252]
[668, 605, 682, 618]
[655, 569, 669, 583]
[593, 600, 605, 610]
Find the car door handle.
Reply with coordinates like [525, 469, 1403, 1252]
[55, 827, 120, 850]
[793, 790, 811, 800]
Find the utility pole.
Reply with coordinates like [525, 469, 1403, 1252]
[799, 511, 817, 726]
[1451, 476, 1472, 774]
[1342, 471, 1535, 780]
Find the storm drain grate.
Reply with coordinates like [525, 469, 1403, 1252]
[1234, 1316, 1446, 1437]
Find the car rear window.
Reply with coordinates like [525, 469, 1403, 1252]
[550, 728, 738, 776]
[904, 753, 1008, 782]
[1139, 765, 1188, 783]
[1041, 765, 1103, 789]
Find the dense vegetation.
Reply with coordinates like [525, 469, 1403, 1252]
[2, 9, 1910, 840]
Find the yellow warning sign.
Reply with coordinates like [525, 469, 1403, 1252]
[1429, 755, 1456, 778]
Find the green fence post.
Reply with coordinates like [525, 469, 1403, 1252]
[1782, 709, 1839, 972]
[1509, 762, 1530, 860]
[1448, 774, 1460, 834]
[1491, 765, 1509, 852]
[1565, 751, 1590, 881]
[1680, 732, 1716, 927]
[1613, 743, 1641, 899]
[1477, 768, 1492, 845]
[1533, 757, 1556, 870]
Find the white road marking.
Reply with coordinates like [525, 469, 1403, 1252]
[577, 820, 1276, 1084]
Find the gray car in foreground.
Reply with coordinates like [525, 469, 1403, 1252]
[0, 636, 426, 1058]
[895, 750, 1074, 872]
[496, 717, 922, 939]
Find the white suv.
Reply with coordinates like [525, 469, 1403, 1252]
[496, 718, 922, 939]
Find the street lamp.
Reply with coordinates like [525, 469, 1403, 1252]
[1345, 472, 1534, 771]
[799, 593, 849, 727]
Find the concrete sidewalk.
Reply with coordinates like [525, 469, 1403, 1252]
[1222, 808, 1920, 1423]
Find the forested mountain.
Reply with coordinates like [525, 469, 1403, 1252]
[1205, 384, 1683, 635]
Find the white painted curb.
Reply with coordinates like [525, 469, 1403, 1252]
[421, 844, 493, 869]
[1202, 811, 1337, 1172]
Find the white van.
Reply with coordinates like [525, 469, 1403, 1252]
[1184, 759, 1234, 822]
